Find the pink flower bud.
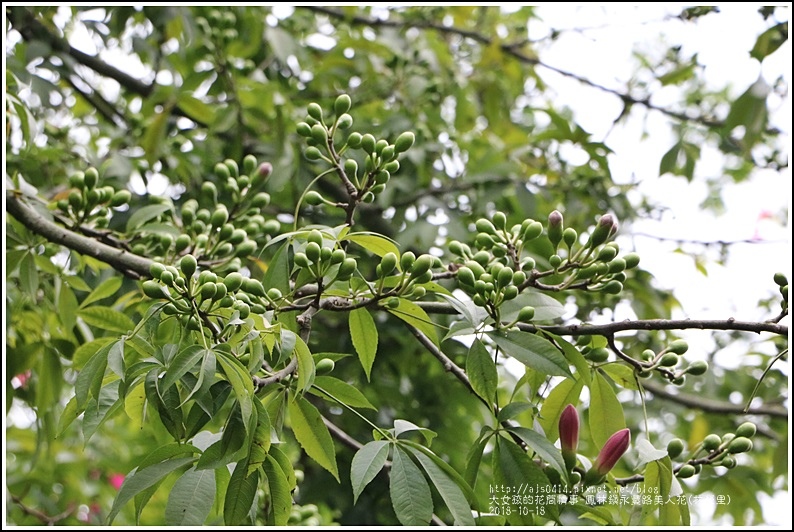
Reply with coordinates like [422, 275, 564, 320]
[559, 404, 579, 471]
[109, 473, 126, 491]
[586, 428, 631, 484]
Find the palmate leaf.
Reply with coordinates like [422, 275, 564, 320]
[389, 446, 433, 526]
[406, 446, 476, 525]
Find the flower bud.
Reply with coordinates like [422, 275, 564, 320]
[305, 191, 325, 206]
[623, 253, 640, 270]
[773, 272, 788, 287]
[394, 131, 415, 153]
[677, 464, 696, 479]
[685, 360, 708, 376]
[585, 428, 630, 484]
[347, 132, 363, 148]
[563, 228, 578, 249]
[667, 438, 685, 459]
[703, 434, 722, 451]
[735, 422, 756, 438]
[334, 94, 352, 116]
[547, 210, 564, 250]
[667, 339, 689, 355]
[589, 214, 616, 248]
[727, 437, 753, 454]
[523, 221, 544, 241]
[307, 102, 323, 121]
[559, 404, 580, 471]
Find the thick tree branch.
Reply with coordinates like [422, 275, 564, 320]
[640, 379, 787, 419]
[516, 318, 787, 337]
[7, 191, 153, 279]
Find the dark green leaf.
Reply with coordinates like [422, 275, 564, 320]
[386, 298, 439, 346]
[223, 458, 258, 525]
[80, 276, 123, 308]
[350, 440, 389, 503]
[466, 340, 497, 404]
[263, 455, 292, 525]
[539, 378, 584, 442]
[310, 376, 377, 410]
[164, 467, 215, 526]
[589, 371, 626, 448]
[487, 330, 571, 377]
[390, 446, 433, 526]
[506, 426, 568, 484]
[349, 307, 378, 381]
[407, 446, 475, 525]
[288, 395, 339, 481]
[77, 306, 136, 334]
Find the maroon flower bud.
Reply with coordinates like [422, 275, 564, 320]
[547, 210, 564, 250]
[257, 162, 273, 180]
[559, 404, 580, 471]
[584, 428, 631, 485]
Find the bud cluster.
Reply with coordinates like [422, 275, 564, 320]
[667, 421, 757, 480]
[292, 229, 357, 284]
[296, 94, 415, 207]
[57, 167, 132, 228]
[633, 339, 708, 385]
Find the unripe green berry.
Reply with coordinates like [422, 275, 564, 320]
[344, 159, 359, 177]
[383, 161, 400, 173]
[727, 437, 753, 454]
[641, 349, 655, 362]
[575, 335, 592, 346]
[475, 218, 496, 235]
[305, 242, 322, 263]
[492, 211, 507, 230]
[210, 207, 229, 228]
[213, 283, 227, 300]
[523, 221, 543, 241]
[228, 228, 247, 245]
[386, 297, 400, 309]
[68, 191, 83, 210]
[677, 465, 696, 479]
[374, 139, 388, 155]
[337, 257, 357, 280]
[310, 124, 327, 143]
[736, 422, 757, 438]
[251, 192, 270, 208]
[512, 271, 526, 286]
[601, 280, 623, 295]
[457, 267, 476, 287]
[607, 258, 626, 274]
[667, 438, 685, 459]
[243, 154, 258, 176]
[380, 145, 395, 161]
[200, 282, 217, 300]
[174, 234, 191, 252]
[69, 172, 85, 189]
[503, 286, 519, 300]
[703, 434, 722, 451]
[236, 240, 257, 257]
[497, 266, 514, 288]
[267, 288, 282, 301]
[671, 376, 686, 385]
[110, 190, 132, 207]
[320, 247, 332, 263]
[263, 219, 280, 234]
[150, 262, 167, 279]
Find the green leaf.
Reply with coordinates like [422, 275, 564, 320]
[497, 401, 533, 422]
[294, 336, 315, 395]
[394, 419, 437, 446]
[82, 380, 122, 442]
[58, 283, 78, 332]
[246, 398, 271, 475]
[464, 430, 492, 488]
[57, 396, 79, 436]
[216, 351, 254, 432]
[107, 340, 125, 379]
[178, 94, 216, 125]
[75, 341, 115, 411]
[466, 340, 497, 404]
[164, 467, 215, 526]
[486, 330, 571, 377]
[268, 444, 297, 491]
[263, 454, 292, 525]
[126, 203, 173, 232]
[107, 456, 197, 524]
[77, 306, 136, 334]
[20, 252, 38, 297]
[36, 348, 63, 412]
[310, 376, 377, 410]
[344, 232, 400, 258]
[262, 242, 290, 295]
[750, 22, 788, 61]
[570, 502, 617, 525]
[493, 437, 558, 522]
[349, 307, 378, 381]
[505, 426, 569, 484]
[539, 378, 584, 442]
[386, 298, 439, 346]
[407, 446, 475, 525]
[224, 458, 258, 525]
[350, 440, 389, 503]
[73, 338, 116, 370]
[141, 103, 173, 166]
[80, 277, 123, 308]
[600, 362, 640, 391]
[659, 141, 682, 177]
[390, 446, 433, 526]
[288, 395, 339, 481]
[543, 333, 591, 385]
[501, 291, 566, 322]
[589, 371, 626, 448]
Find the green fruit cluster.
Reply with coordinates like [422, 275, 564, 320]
[292, 229, 357, 283]
[58, 167, 132, 228]
[672, 422, 757, 479]
[296, 94, 414, 207]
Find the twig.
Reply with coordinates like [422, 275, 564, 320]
[10, 494, 75, 525]
[516, 318, 787, 337]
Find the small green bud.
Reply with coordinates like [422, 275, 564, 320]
[523, 221, 544, 241]
[677, 465, 696, 479]
[589, 214, 616, 248]
[310, 124, 327, 143]
[307, 102, 323, 121]
[563, 227, 578, 248]
[575, 335, 592, 346]
[174, 234, 191, 253]
[457, 266, 476, 287]
[597, 246, 618, 262]
[601, 280, 623, 295]
[703, 434, 722, 451]
[334, 94, 351, 115]
[294, 252, 310, 269]
[736, 422, 757, 438]
[305, 146, 323, 160]
[316, 358, 335, 374]
[658, 353, 679, 367]
[305, 242, 322, 263]
[400, 251, 416, 271]
[607, 258, 626, 274]
[320, 246, 332, 262]
[84, 167, 99, 189]
[361, 191, 375, 203]
[386, 297, 400, 309]
[159, 270, 175, 286]
[305, 191, 324, 206]
[213, 283, 227, 300]
[773, 272, 788, 287]
[68, 191, 83, 210]
[267, 288, 282, 301]
[727, 437, 753, 454]
[512, 271, 527, 286]
[224, 272, 244, 292]
[549, 255, 562, 269]
[201, 181, 219, 205]
[69, 172, 85, 189]
[502, 285, 519, 300]
[667, 438, 685, 459]
[394, 131, 415, 153]
[497, 266, 514, 288]
[243, 154, 258, 175]
[150, 262, 167, 279]
[623, 253, 640, 269]
[361, 133, 376, 153]
[721, 456, 737, 469]
[347, 132, 363, 148]
[686, 360, 708, 376]
[330, 249, 346, 265]
[380, 145, 395, 161]
[142, 280, 167, 299]
[180, 254, 198, 278]
[569, 471, 582, 485]
[110, 190, 132, 207]
[210, 207, 229, 228]
[251, 192, 270, 208]
[668, 339, 689, 355]
[337, 257, 357, 280]
[374, 139, 388, 155]
[296, 122, 312, 137]
[344, 159, 359, 177]
[383, 161, 400, 173]
[199, 271, 217, 284]
[379, 252, 398, 275]
[722, 432, 735, 443]
[411, 254, 435, 277]
[236, 240, 257, 257]
[637, 369, 653, 379]
[492, 211, 507, 230]
[671, 376, 686, 386]
[517, 306, 535, 322]
[200, 282, 217, 300]
[640, 349, 655, 362]
[586, 347, 610, 363]
[263, 219, 280, 234]
[547, 210, 564, 250]
[242, 278, 267, 297]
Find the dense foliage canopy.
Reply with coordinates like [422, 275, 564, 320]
[4, 5, 789, 527]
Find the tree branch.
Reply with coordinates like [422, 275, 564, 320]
[303, 7, 730, 130]
[404, 323, 476, 397]
[640, 379, 787, 419]
[516, 318, 787, 337]
[7, 191, 153, 279]
[9, 494, 75, 525]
